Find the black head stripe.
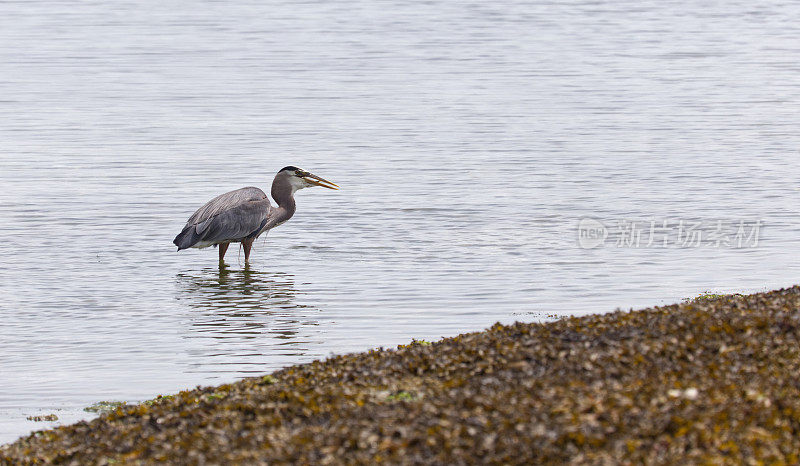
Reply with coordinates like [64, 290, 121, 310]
[280, 166, 300, 172]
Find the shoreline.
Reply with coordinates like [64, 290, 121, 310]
[4, 287, 800, 463]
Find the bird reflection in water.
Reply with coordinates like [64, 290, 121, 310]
[176, 265, 322, 376]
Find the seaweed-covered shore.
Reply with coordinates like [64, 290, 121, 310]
[5, 287, 800, 464]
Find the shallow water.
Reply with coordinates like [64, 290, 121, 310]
[2, 0, 800, 443]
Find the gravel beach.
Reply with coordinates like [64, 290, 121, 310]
[4, 286, 800, 464]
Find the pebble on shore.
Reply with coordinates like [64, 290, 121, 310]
[4, 287, 800, 464]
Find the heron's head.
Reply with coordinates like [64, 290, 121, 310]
[278, 166, 339, 192]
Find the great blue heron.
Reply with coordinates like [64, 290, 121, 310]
[173, 166, 338, 263]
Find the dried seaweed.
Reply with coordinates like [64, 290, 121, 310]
[4, 287, 800, 464]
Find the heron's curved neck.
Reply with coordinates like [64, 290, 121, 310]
[270, 200, 295, 225]
[270, 178, 297, 224]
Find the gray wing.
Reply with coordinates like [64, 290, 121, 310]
[184, 187, 268, 228]
[174, 187, 273, 250]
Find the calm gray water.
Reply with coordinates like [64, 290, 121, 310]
[2, 0, 800, 443]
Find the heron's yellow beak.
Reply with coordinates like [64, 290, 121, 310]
[302, 172, 339, 190]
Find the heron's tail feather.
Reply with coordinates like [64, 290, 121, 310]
[173, 226, 200, 251]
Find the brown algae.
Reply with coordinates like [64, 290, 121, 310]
[24, 415, 58, 423]
[4, 286, 800, 463]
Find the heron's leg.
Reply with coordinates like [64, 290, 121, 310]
[218, 243, 229, 262]
[242, 238, 254, 262]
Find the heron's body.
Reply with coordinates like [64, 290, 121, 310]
[173, 166, 337, 262]
[174, 187, 272, 249]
